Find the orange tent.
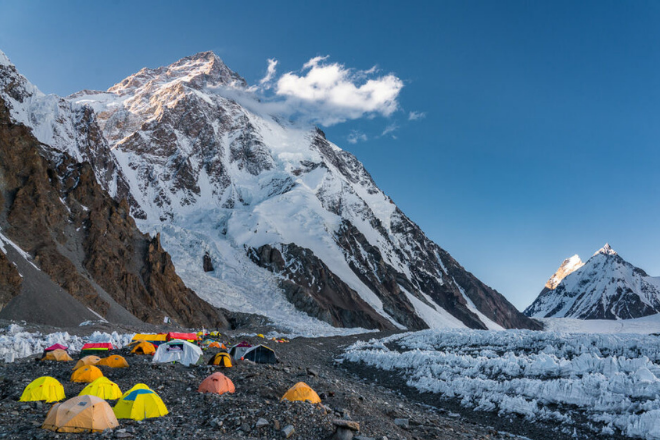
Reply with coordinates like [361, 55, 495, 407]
[97, 355, 129, 368]
[131, 341, 156, 355]
[42, 349, 73, 362]
[281, 382, 321, 404]
[42, 395, 118, 433]
[71, 366, 103, 383]
[208, 342, 221, 349]
[198, 372, 235, 395]
[73, 356, 101, 371]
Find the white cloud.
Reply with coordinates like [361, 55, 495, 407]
[259, 59, 278, 88]
[381, 123, 398, 136]
[271, 56, 404, 125]
[408, 111, 426, 121]
[303, 55, 329, 69]
[347, 130, 368, 144]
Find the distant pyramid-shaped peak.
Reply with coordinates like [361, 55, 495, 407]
[594, 243, 617, 256]
[544, 254, 584, 290]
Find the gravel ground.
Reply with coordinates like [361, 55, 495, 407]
[0, 324, 549, 439]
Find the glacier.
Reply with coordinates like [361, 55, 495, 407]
[343, 328, 660, 439]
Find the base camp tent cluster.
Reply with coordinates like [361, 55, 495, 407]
[17, 331, 321, 434]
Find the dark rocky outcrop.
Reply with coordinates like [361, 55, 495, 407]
[0, 97, 227, 327]
[0, 251, 21, 310]
[203, 251, 214, 272]
[333, 221, 428, 330]
[248, 244, 395, 330]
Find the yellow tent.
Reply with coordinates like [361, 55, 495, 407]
[73, 356, 101, 371]
[79, 377, 122, 400]
[131, 341, 156, 355]
[113, 384, 168, 421]
[42, 395, 118, 433]
[131, 333, 166, 344]
[97, 355, 129, 368]
[42, 349, 73, 362]
[281, 382, 321, 404]
[71, 366, 103, 383]
[119, 383, 151, 399]
[208, 352, 233, 367]
[19, 376, 65, 403]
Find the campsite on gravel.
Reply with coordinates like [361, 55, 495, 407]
[0, 320, 645, 440]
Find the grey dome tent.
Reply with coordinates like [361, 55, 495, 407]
[242, 345, 277, 364]
[229, 342, 252, 360]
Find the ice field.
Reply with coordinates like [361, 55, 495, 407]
[342, 328, 660, 439]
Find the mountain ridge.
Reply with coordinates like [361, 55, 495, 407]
[0, 49, 540, 332]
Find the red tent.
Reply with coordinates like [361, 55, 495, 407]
[166, 332, 198, 342]
[81, 343, 114, 350]
[236, 341, 251, 348]
[44, 343, 68, 352]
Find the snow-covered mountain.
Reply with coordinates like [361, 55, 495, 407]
[0, 49, 540, 332]
[525, 244, 660, 320]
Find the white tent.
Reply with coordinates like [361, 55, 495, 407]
[229, 343, 253, 360]
[152, 340, 202, 367]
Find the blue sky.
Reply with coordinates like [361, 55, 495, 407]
[1, 1, 659, 310]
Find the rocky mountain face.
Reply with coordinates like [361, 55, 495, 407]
[525, 244, 660, 320]
[0, 50, 539, 332]
[0, 249, 21, 310]
[0, 95, 228, 328]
